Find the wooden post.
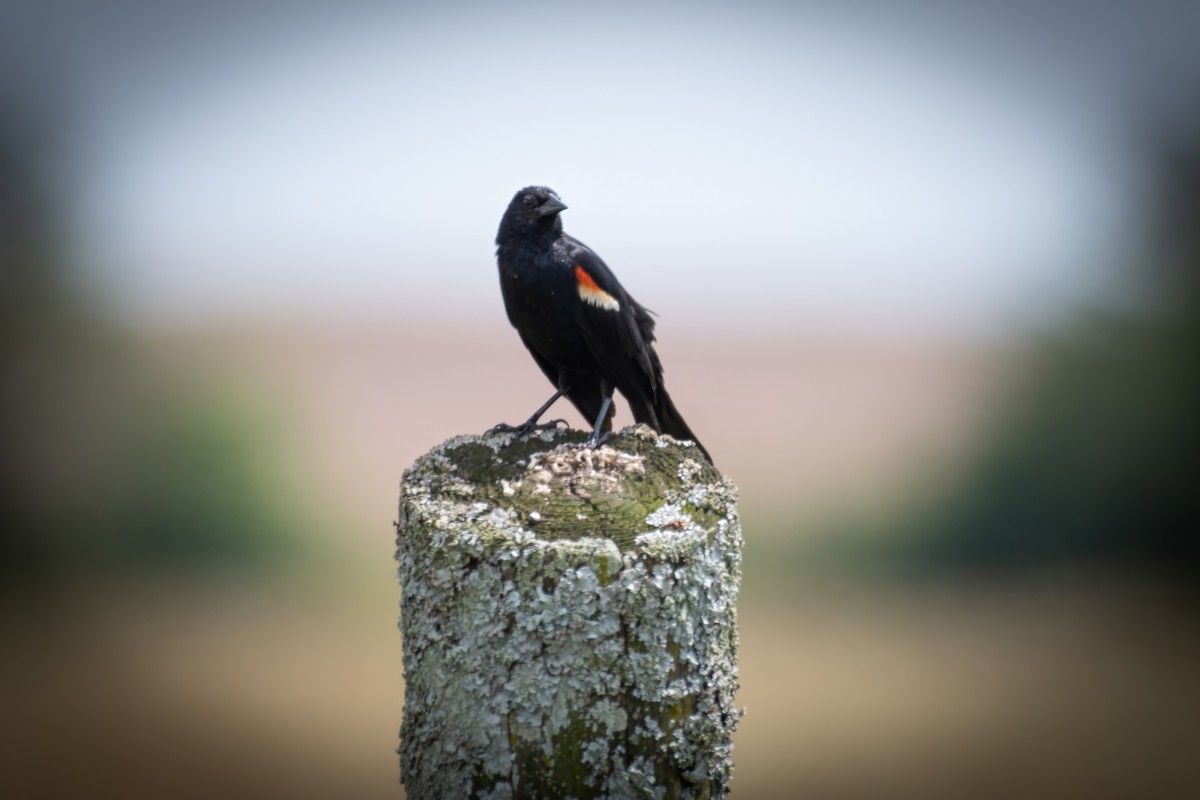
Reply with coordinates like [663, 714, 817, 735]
[396, 425, 742, 799]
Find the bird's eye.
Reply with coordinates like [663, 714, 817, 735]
[523, 195, 535, 206]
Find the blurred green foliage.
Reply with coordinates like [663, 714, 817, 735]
[889, 121, 1200, 574]
[902, 314, 1197, 570]
[0, 119, 300, 592]
[746, 118, 1200, 585]
[99, 387, 300, 566]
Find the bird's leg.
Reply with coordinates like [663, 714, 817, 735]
[487, 389, 568, 436]
[584, 388, 615, 449]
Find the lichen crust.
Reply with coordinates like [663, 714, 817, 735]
[397, 426, 742, 798]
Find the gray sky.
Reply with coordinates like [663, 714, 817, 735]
[6, 1, 1200, 334]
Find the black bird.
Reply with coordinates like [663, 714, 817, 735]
[490, 186, 711, 463]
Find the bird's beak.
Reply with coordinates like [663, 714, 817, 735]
[537, 196, 568, 217]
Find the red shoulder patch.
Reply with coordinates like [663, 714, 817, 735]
[574, 265, 621, 311]
[575, 265, 600, 291]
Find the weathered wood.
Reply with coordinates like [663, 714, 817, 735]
[396, 425, 742, 799]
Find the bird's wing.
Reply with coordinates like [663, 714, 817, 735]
[517, 329, 563, 389]
[563, 238, 662, 394]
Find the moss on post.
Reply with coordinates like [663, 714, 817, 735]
[396, 425, 742, 799]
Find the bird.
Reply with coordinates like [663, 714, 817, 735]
[489, 185, 712, 463]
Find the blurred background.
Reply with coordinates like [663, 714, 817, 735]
[2, 1, 1199, 797]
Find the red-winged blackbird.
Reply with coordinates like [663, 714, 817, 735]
[490, 186, 712, 463]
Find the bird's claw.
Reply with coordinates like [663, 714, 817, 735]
[583, 431, 611, 449]
[486, 418, 568, 437]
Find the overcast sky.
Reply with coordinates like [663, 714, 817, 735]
[6, 1, 1200, 334]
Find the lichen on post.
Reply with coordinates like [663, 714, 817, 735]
[395, 425, 742, 799]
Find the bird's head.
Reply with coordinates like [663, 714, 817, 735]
[497, 185, 568, 242]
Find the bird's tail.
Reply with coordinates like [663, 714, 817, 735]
[653, 388, 712, 464]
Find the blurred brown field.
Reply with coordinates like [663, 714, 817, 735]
[6, 323, 1198, 798]
[8, 572, 1200, 799]
[149, 321, 1017, 541]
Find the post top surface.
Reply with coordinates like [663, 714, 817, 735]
[400, 425, 734, 552]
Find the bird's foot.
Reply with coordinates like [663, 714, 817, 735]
[583, 431, 611, 449]
[487, 418, 569, 437]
